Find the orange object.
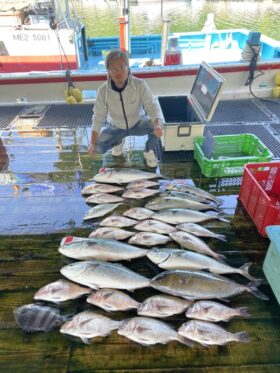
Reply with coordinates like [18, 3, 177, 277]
[119, 16, 127, 52]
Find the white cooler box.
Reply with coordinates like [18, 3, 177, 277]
[158, 61, 225, 151]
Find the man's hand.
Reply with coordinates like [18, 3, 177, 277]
[88, 144, 96, 158]
[153, 122, 163, 138]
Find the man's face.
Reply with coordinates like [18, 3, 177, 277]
[108, 57, 129, 87]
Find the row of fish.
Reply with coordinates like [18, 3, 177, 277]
[13, 304, 249, 347]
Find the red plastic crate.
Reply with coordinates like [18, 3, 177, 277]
[238, 162, 280, 237]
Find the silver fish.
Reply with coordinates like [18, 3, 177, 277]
[129, 232, 172, 246]
[178, 320, 250, 346]
[60, 260, 150, 290]
[134, 219, 176, 234]
[83, 203, 122, 220]
[122, 188, 159, 199]
[34, 279, 92, 303]
[123, 207, 154, 220]
[89, 227, 134, 240]
[152, 209, 229, 225]
[127, 180, 159, 189]
[118, 316, 192, 346]
[137, 294, 192, 318]
[58, 236, 148, 261]
[85, 193, 124, 204]
[147, 248, 258, 281]
[100, 215, 137, 228]
[170, 183, 223, 205]
[60, 310, 120, 344]
[87, 289, 140, 311]
[92, 168, 160, 184]
[14, 303, 70, 332]
[146, 197, 221, 212]
[167, 190, 212, 204]
[185, 300, 250, 322]
[151, 270, 268, 301]
[169, 231, 226, 261]
[176, 222, 227, 241]
[81, 183, 124, 195]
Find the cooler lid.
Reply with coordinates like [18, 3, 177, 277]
[189, 61, 225, 122]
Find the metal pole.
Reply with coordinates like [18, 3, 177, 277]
[123, 0, 130, 54]
[160, 18, 170, 65]
[65, 0, 70, 19]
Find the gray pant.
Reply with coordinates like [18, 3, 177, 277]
[95, 116, 159, 154]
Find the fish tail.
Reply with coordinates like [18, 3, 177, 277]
[176, 334, 193, 347]
[215, 197, 224, 206]
[215, 253, 227, 262]
[217, 214, 230, 223]
[239, 262, 262, 282]
[217, 234, 227, 242]
[247, 282, 269, 300]
[237, 307, 250, 318]
[235, 331, 250, 343]
[211, 206, 223, 213]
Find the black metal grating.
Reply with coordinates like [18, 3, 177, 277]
[37, 104, 94, 128]
[155, 140, 194, 162]
[268, 122, 280, 135]
[205, 123, 280, 157]
[210, 99, 271, 123]
[260, 99, 280, 119]
[0, 106, 26, 129]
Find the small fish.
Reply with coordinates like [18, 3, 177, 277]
[169, 231, 226, 261]
[81, 183, 124, 195]
[85, 193, 123, 204]
[83, 203, 122, 220]
[185, 301, 250, 322]
[123, 207, 154, 220]
[60, 310, 120, 344]
[127, 180, 159, 189]
[152, 209, 229, 225]
[59, 236, 148, 261]
[146, 197, 221, 212]
[87, 289, 140, 312]
[134, 219, 176, 234]
[61, 260, 150, 290]
[34, 279, 92, 303]
[178, 320, 250, 346]
[14, 303, 71, 332]
[129, 232, 172, 246]
[176, 222, 227, 241]
[100, 215, 137, 228]
[89, 227, 134, 240]
[118, 316, 192, 346]
[137, 294, 192, 318]
[92, 168, 160, 184]
[123, 188, 159, 199]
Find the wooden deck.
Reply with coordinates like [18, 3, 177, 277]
[0, 124, 280, 373]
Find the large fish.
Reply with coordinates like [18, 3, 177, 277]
[117, 316, 192, 346]
[89, 227, 134, 240]
[34, 279, 92, 303]
[176, 222, 227, 241]
[151, 270, 268, 301]
[167, 190, 213, 204]
[146, 196, 221, 212]
[137, 294, 192, 318]
[134, 219, 176, 234]
[128, 232, 172, 246]
[81, 183, 124, 195]
[152, 209, 229, 225]
[127, 180, 159, 189]
[123, 207, 154, 220]
[14, 303, 71, 332]
[122, 188, 159, 199]
[92, 167, 161, 184]
[87, 289, 140, 312]
[60, 260, 150, 290]
[58, 236, 148, 261]
[99, 215, 137, 228]
[169, 183, 223, 205]
[185, 300, 250, 322]
[60, 310, 120, 344]
[169, 231, 226, 261]
[147, 248, 258, 281]
[178, 320, 250, 346]
[83, 203, 122, 220]
[85, 193, 124, 204]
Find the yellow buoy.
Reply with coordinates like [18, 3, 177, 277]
[272, 86, 280, 99]
[275, 72, 280, 86]
[72, 88, 83, 103]
[66, 95, 77, 105]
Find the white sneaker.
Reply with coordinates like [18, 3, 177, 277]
[111, 139, 124, 156]
[144, 150, 158, 168]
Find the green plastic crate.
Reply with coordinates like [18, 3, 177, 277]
[263, 226, 280, 305]
[193, 133, 273, 177]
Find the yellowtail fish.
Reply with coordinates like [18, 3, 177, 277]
[92, 167, 161, 184]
